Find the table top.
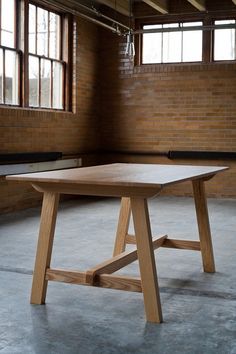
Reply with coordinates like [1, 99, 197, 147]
[6, 163, 228, 188]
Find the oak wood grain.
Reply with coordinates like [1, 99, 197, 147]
[46, 269, 142, 293]
[162, 239, 201, 251]
[6, 163, 228, 188]
[113, 197, 131, 256]
[86, 234, 167, 284]
[131, 197, 163, 323]
[192, 179, 215, 272]
[30, 192, 59, 304]
[127, 236, 201, 251]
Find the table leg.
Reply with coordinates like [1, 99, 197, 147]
[31, 192, 59, 304]
[192, 179, 215, 273]
[131, 197, 163, 323]
[113, 197, 131, 256]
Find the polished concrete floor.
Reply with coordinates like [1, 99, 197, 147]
[0, 196, 236, 354]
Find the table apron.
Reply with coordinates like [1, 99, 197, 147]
[32, 182, 161, 198]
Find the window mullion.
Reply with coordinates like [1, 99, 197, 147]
[38, 57, 41, 107]
[161, 25, 163, 63]
[51, 59, 53, 108]
[48, 11, 50, 57]
[14, 0, 17, 49]
[0, 0, 2, 45]
[234, 20, 236, 60]
[61, 62, 65, 110]
[3, 48, 5, 103]
[203, 17, 212, 63]
[60, 15, 62, 60]
[35, 6, 37, 55]
[23, 0, 29, 107]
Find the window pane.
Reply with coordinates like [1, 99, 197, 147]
[143, 25, 162, 64]
[183, 22, 202, 62]
[163, 23, 181, 63]
[41, 59, 51, 108]
[1, 0, 15, 47]
[29, 55, 39, 107]
[5, 50, 19, 105]
[53, 62, 63, 109]
[142, 21, 204, 64]
[49, 12, 60, 59]
[28, 5, 65, 110]
[37, 7, 48, 56]
[0, 49, 3, 103]
[214, 20, 235, 61]
[29, 4, 36, 54]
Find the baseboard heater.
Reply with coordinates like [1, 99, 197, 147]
[0, 152, 82, 176]
[168, 151, 236, 160]
[103, 150, 236, 160]
[0, 152, 62, 164]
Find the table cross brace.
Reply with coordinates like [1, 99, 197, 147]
[45, 234, 167, 291]
[126, 234, 201, 251]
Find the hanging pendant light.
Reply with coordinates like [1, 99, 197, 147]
[125, 0, 135, 61]
[125, 30, 135, 61]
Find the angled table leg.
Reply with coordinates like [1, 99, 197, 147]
[131, 197, 163, 323]
[192, 179, 215, 273]
[31, 192, 60, 304]
[113, 197, 131, 256]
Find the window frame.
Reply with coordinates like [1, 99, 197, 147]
[212, 18, 236, 62]
[135, 12, 236, 67]
[27, 2, 66, 110]
[0, 0, 73, 111]
[141, 20, 204, 65]
[0, 0, 21, 106]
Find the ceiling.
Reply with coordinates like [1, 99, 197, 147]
[90, 0, 236, 17]
[45, 0, 236, 36]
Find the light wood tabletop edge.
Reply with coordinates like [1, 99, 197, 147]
[5, 163, 229, 189]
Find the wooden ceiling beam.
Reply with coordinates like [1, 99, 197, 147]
[96, 0, 130, 17]
[187, 0, 206, 11]
[142, 0, 168, 14]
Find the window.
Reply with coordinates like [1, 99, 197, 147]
[142, 22, 203, 64]
[214, 20, 236, 61]
[28, 4, 64, 109]
[0, 0, 20, 105]
[0, 0, 72, 110]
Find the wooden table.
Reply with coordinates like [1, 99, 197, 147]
[6, 163, 228, 323]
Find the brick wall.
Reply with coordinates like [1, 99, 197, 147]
[99, 30, 236, 197]
[0, 18, 101, 213]
[1, 12, 236, 214]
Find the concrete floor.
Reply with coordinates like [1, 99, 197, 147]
[0, 196, 236, 354]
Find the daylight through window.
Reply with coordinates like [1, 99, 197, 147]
[0, 0, 19, 105]
[28, 4, 64, 109]
[0, 0, 71, 110]
[142, 22, 203, 64]
[214, 20, 236, 61]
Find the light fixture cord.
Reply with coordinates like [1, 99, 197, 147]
[115, 0, 118, 32]
[129, 0, 132, 32]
